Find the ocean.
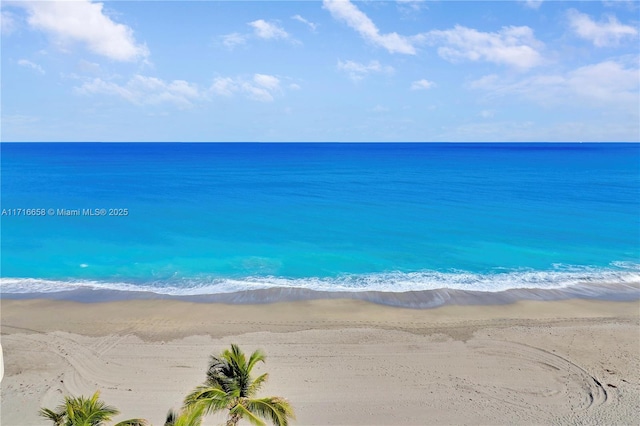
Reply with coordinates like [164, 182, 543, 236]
[1, 143, 639, 306]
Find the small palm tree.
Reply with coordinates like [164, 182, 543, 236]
[184, 344, 295, 426]
[39, 391, 148, 426]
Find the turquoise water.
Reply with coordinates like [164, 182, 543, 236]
[1, 143, 639, 299]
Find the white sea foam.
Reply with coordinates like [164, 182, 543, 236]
[1, 264, 639, 296]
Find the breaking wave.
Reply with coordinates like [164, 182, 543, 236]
[2, 263, 639, 296]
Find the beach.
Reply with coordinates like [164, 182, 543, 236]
[1, 297, 638, 425]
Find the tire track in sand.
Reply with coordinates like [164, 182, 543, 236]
[469, 339, 608, 413]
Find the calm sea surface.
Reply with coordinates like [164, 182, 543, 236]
[1, 143, 639, 301]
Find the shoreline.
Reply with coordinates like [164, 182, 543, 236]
[2, 297, 639, 425]
[2, 280, 639, 308]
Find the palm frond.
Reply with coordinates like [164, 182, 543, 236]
[164, 406, 204, 426]
[42, 391, 126, 426]
[85, 392, 120, 423]
[165, 409, 178, 426]
[62, 391, 120, 425]
[172, 404, 205, 426]
[247, 349, 266, 373]
[64, 395, 77, 423]
[113, 419, 150, 426]
[206, 355, 234, 389]
[225, 345, 248, 388]
[184, 384, 229, 405]
[38, 407, 66, 426]
[217, 344, 258, 397]
[247, 373, 269, 397]
[183, 384, 232, 417]
[243, 397, 295, 426]
[229, 403, 267, 426]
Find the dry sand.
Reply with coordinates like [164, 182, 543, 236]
[1, 298, 638, 425]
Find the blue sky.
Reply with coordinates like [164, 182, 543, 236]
[1, 0, 638, 142]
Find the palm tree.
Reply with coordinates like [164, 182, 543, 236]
[39, 391, 149, 426]
[184, 344, 295, 426]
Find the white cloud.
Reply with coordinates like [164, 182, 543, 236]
[241, 83, 274, 102]
[221, 19, 295, 48]
[397, 0, 427, 13]
[1, 10, 18, 35]
[249, 19, 290, 40]
[221, 32, 247, 49]
[210, 77, 238, 97]
[602, 0, 637, 9]
[253, 74, 281, 91]
[18, 59, 45, 75]
[75, 75, 203, 108]
[209, 74, 285, 102]
[480, 110, 495, 118]
[292, 14, 317, 31]
[323, 0, 416, 54]
[411, 79, 435, 90]
[565, 60, 639, 105]
[423, 25, 544, 70]
[470, 59, 639, 109]
[523, 0, 543, 10]
[16, 0, 148, 61]
[567, 9, 638, 47]
[337, 60, 394, 81]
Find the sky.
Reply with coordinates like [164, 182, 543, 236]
[1, 0, 639, 142]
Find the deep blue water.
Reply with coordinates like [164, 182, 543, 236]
[1, 143, 639, 296]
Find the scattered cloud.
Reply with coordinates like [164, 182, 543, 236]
[249, 19, 290, 40]
[567, 9, 638, 47]
[1, 10, 18, 35]
[480, 110, 495, 118]
[14, 0, 148, 62]
[565, 60, 639, 105]
[253, 73, 280, 91]
[292, 14, 317, 31]
[337, 60, 394, 81]
[397, 0, 427, 13]
[470, 59, 639, 109]
[602, 0, 638, 9]
[241, 82, 277, 102]
[220, 19, 296, 48]
[18, 59, 45, 75]
[221, 32, 247, 49]
[210, 74, 285, 102]
[210, 77, 237, 97]
[411, 79, 435, 90]
[323, 0, 416, 54]
[522, 0, 543, 10]
[75, 75, 203, 108]
[421, 25, 544, 70]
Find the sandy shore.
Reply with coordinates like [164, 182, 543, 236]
[1, 298, 638, 425]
